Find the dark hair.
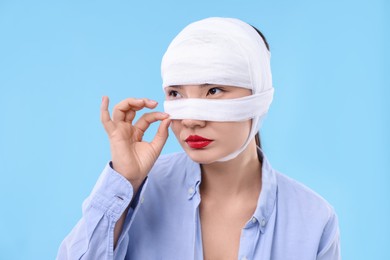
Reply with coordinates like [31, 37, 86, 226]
[251, 26, 270, 51]
[251, 25, 270, 149]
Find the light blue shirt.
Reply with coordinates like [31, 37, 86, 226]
[57, 149, 340, 260]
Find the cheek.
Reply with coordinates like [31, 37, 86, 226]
[223, 121, 251, 140]
[170, 120, 182, 139]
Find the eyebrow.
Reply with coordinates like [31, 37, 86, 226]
[168, 84, 219, 89]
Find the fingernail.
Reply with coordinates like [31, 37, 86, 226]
[149, 100, 158, 104]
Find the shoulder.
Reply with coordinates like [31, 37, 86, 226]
[274, 171, 340, 255]
[275, 170, 335, 218]
[268, 171, 340, 259]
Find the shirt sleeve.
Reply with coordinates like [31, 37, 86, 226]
[56, 163, 145, 260]
[316, 210, 341, 260]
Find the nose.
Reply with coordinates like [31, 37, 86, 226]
[181, 119, 206, 129]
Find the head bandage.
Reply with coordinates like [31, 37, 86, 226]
[161, 17, 274, 161]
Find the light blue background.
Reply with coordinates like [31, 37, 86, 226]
[0, 0, 388, 259]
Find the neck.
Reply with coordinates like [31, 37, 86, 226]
[200, 140, 262, 200]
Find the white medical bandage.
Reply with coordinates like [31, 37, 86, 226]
[161, 17, 274, 162]
[164, 89, 274, 122]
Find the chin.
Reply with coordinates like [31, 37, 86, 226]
[188, 156, 214, 164]
[182, 148, 225, 164]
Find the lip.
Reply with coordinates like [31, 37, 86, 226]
[185, 135, 213, 149]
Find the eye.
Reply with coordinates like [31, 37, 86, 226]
[167, 90, 182, 99]
[207, 87, 224, 96]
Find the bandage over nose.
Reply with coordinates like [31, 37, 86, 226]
[161, 17, 274, 162]
[164, 90, 273, 122]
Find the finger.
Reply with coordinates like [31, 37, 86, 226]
[115, 98, 158, 112]
[100, 96, 115, 133]
[112, 98, 143, 123]
[150, 118, 171, 154]
[112, 98, 158, 123]
[124, 110, 134, 122]
[113, 107, 135, 123]
[122, 100, 159, 123]
[134, 112, 170, 133]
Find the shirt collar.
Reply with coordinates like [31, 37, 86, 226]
[253, 147, 277, 233]
[184, 156, 202, 200]
[184, 147, 277, 233]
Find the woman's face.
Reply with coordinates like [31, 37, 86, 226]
[165, 84, 252, 164]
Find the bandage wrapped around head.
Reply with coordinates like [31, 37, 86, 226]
[161, 17, 274, 161]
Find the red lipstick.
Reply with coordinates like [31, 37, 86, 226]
[185, 135, 213, 149]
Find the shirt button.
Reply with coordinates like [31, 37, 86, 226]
[241, 256, 248, 260]
[251, 217, 257, 223]
[261, 218, 266, 227]
[140, 197, 145, 204]
[188, 187, 194, 195]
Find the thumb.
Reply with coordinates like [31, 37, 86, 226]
[150, 118, 171, 154]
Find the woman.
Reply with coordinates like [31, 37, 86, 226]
[57, 17, 340, 260]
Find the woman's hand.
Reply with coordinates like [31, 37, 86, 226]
[100, 96, 170, 191]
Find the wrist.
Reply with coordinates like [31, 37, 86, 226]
[110, 160, 144, 190]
